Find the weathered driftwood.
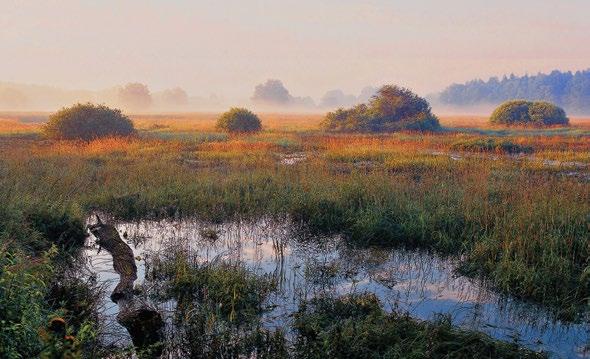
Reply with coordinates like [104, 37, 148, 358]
[88, 215, 164, 357]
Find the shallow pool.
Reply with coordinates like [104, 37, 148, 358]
[85, 217, 590, 358]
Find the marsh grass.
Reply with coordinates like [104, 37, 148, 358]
[0, 247, 102, 358]
[0, 171, 102, 357]
[1, 115, 589, 320]
[148, 251, 276, 323]
[143, 248, 286, 357]
[139, 245, 545, 358]
[293, 294, 545, 358]
[451, 138, 533, 154]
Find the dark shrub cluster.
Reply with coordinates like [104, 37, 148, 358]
[528, 101, 569, 125]
[216, 108, 262, 133]
[322, 85, 440, 132]
[0, 202, 99, 357]
[294, 294, 544, 358]
[0, 200, 86, 254]
[44, 103, 135, 140]
[24, 206, 87, 252]
[451, 138, 533, 154]
[490, 100, 569, 126]
[145, 251, 286, 357]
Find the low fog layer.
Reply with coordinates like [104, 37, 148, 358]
[250, 79, 378, 111]
[0, 82, 225, 113]
[3, 68, 590, 116]
[0, 79, 380, 113]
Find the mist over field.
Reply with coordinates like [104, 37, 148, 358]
[3, 69, 589, 116]
[2, 1, 589, 115]
[0, 81, 224, 113]
[4, 74, 588, 118]
[0, 79, 378, 113]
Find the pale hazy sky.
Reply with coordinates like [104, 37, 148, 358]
[1, 0, 589, 101]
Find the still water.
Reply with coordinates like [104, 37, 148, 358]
[85, 217, 590, 358]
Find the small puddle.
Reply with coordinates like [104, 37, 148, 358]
[85, 217, 590, 358]
[429, 150, 590, 169]
[278, 152, 307, 165]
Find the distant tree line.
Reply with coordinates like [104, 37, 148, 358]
[439, 69, 590, 114]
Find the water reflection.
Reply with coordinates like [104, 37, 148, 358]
[85, 217, 590, 358]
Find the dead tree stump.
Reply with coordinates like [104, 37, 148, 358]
[88, 215, 164, 357]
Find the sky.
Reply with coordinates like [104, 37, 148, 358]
[1, 0, 589, 103]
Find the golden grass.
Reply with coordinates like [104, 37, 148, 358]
[0, 118, 41, 134]
[1, 111, 589, 134]
[1, 112, 589, 165]
[132, 112, 324, 132]
[32, 137, 182, 157]
[438, 115, 489, 128]
[440, 115, 590, 129]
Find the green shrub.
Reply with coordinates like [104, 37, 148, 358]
[451, 138, 533, 154]
[0, 249, 99, 359]
[149, 252, 274, 323]
[216, 108, 262, 133]
[490, 100, 569, 126]
[44, 103, 135, 140]
[24, 206, 87, 253]
[322, 85, 440, 132]
[0, 250, 52, 358]
[529, 101, 569, 125]
[294, 294, 544, 358]
[322, 104, 371, 132]
[0, 199, 86, 255]
[145, 251, 285, 357]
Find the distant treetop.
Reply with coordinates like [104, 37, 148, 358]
[117, 82, 152, 110]
[439, 69, 590, 115]
[321, 85, 440, 132]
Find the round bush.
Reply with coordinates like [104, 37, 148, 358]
[322, 85, 440, 132]
[528, 101, 569, 126]
[44, 103, 135, 140]
[490, 100, 568, 126]
[216, 108, 262, 133]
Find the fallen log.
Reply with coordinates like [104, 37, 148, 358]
[88, 215, 164, 357]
